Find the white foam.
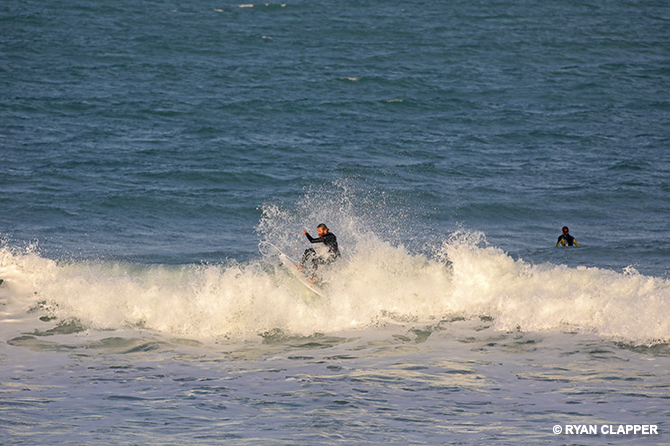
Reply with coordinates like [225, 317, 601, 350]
[441, 231, 670, 343]
[1, 230, 668, 345]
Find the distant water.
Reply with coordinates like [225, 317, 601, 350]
[1, 0, 669, 444]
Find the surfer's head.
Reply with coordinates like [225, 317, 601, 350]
[317, 223, 328, 236]
[562, 226, 570, 234]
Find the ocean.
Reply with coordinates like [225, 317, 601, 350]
[1, 0, 669, 444]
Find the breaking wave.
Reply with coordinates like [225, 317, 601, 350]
[1, 228, 668, 345]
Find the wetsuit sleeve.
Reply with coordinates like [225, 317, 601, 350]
[305, 232, 322, 244]
[557, 236, 564, 246]
[573, 239, 579, 246]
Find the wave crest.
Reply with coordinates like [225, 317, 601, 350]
[1, 232, 668, 345]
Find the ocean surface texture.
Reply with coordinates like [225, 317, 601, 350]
[2, 0, 669, 444]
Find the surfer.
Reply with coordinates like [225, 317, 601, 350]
[299, 223, 340, 276]
[557, 226, 579, 246]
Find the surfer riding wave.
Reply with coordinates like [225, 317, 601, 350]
[299, 224, 340, 279]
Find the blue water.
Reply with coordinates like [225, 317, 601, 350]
[1, 1, 669, 444]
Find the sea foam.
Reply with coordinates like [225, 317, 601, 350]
[1, 231, 667, 345]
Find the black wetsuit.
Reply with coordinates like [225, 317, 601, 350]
[557, 234, 577, 246]
[301, 231, 340, 275]
[305, 231, 340, 259]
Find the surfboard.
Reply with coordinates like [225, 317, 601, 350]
[259, 242, 325, 297]
[278, 253, 325, 297]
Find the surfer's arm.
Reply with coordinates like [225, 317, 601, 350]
[573, 239, 579, 246]
[303, 231, 323, 244]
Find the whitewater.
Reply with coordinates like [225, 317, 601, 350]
[1, 227, 668, 345]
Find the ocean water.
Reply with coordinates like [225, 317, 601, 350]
[1, 0, 669, 444]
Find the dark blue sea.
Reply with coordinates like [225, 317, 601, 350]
[1, 1, 669, 444]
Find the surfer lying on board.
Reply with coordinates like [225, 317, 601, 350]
[557, 226, 579, 246]
[299, 223, 340, 279]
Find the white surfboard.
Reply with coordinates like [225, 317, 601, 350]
[259, 242, 325, 297]
[278, 253, 325, 297]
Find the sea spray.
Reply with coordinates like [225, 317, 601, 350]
[256, 180, 417, 261]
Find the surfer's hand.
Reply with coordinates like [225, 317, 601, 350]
[296, 265, 303, 271]
[301, 230, 307, 234]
